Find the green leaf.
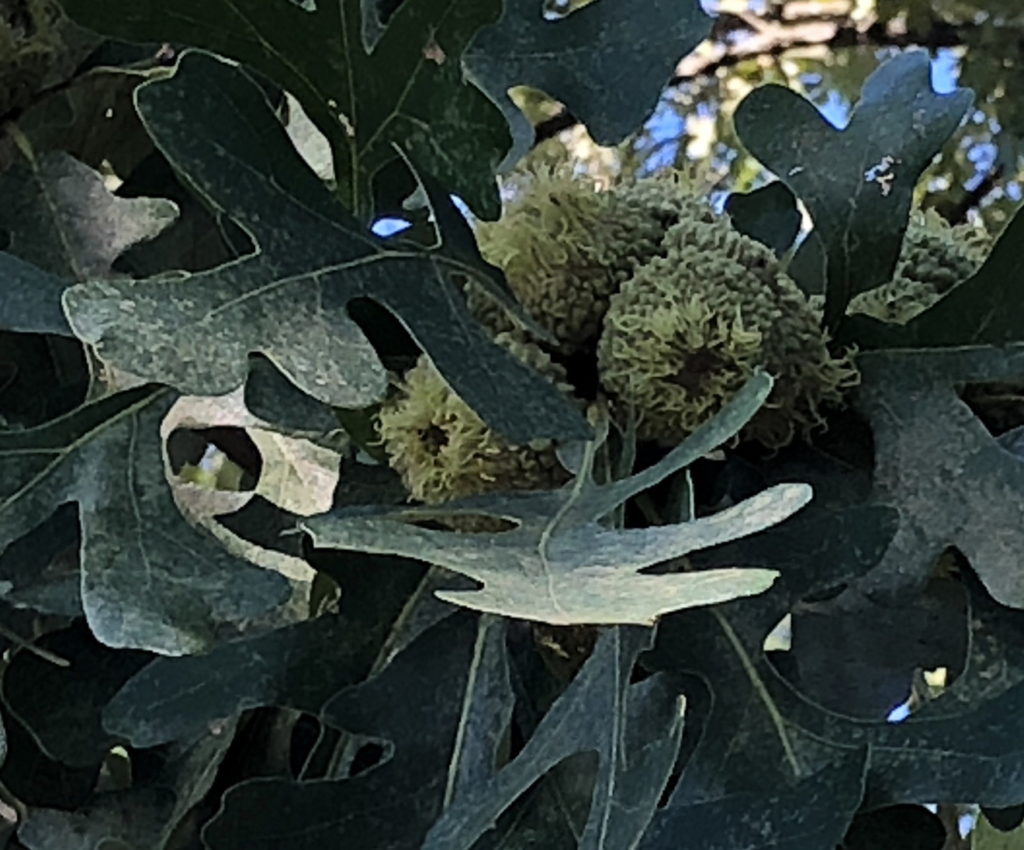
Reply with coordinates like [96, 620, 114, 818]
[1, 622, 151, 767]
[0, 254, 73, 335]
[203, 611, 510, 850]
[733, 50, 973, 328]
[304, 375, 808, 626]
[0, 503, 81, 617]
[638, 750, 868, 849]
[0, 149, 178, 280]
[851, 345, 1024, 605]
[645, 494, 897, 800]
[18, 730, 236, 850]
[56, 0, 509, 218]
[0, 708, 93, 810]
[423, 626, 683, 850]
[0, 386, 291, 654]
[62, 52, 589, 445]
[464, 0, 712, 168]
[841, 205, 1024, 349]
[103, 554, 427, 747]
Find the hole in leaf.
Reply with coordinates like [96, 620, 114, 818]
[166, 426, 261, 491]
[405, 514, 519, 533]
[960, 381, 1024, 437]
[348, 740, 388, 777]
[982, 803, 1024, 833]
[532, 623, 599, 682]
[345, 296, 419, 373]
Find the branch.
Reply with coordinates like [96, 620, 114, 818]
[672, 9, 967, 83]
[527, 5, 972, 148]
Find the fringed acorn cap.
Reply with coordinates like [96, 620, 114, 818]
[472, 169, 712, 351]
[376, 332, 575, 514]
[597, 209, 858, 449]
[849, 209, 991, 324]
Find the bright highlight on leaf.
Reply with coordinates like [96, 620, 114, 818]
[304, 374, 810, 626]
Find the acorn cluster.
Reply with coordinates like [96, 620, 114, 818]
[848, 209, 991, 324]
[376, 331, 573, 514]
[375, 168, 990, 510]
[471, 170, 711, 350]
[597, 205, 858, 448]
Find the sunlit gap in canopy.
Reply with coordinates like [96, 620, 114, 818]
[371, 194, 473, 238]
[371, 218, 412, 237]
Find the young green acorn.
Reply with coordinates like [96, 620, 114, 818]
[376, 332, 575, 517]
[848, 209, 991, 324]
[597, 206, 858, 449]
[472, 169, 713, 351]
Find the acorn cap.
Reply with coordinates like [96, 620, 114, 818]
[376, 332, 575, 519]
[473, 169, 713, 351]
[849, 209, 991, 324]
[598, 210, 858, 448]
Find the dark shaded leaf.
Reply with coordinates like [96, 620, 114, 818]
[841, 805, 946, 850]
[57, 0, 509, 218]
[16, 66, 153, 179]
[19, 727, 236, 850]
[0, 255, 72, 336]
[724, 181, 801, 258]
[0, 708, 95, 810]
[660, 569, 1024, 809]
[789, 579, 967, 718]
[0, 333, 89, 425]
[465, 0, 711, 167]
[851, 345, 1024, 604]
[734, 50, 973, 328]
[113, 149, 250, 278]
[2, 622, 151, 766]
[63, 52, 588, 445]
[784, 662, 1024, 809]
[243, 357, 339, 435]
[203, 611, 510, 850]
[637, 749, 868, 849]
[0, 502, 81, 617]
[104, 553, 425, 747]
[644, 495, 897, 801]
[424, 627, 683, 850]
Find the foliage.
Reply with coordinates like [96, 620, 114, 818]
[1, 1, 1024, 849]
